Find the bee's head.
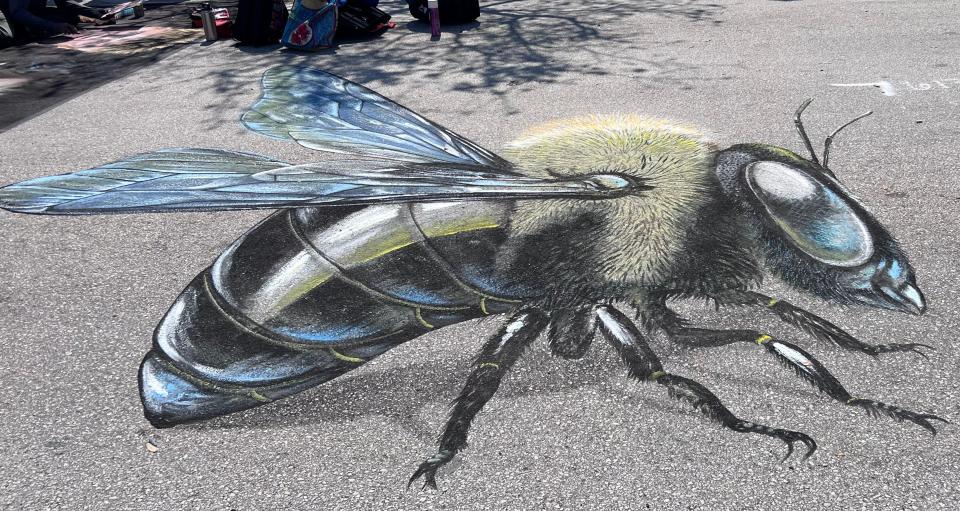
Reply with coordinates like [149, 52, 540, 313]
[714, 100, 925, 315]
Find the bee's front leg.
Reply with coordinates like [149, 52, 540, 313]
[596, 305, 817, 461]
[646, 303, 947, 434]
[721, 291, 932, 357]
[408, 308, 549, 490]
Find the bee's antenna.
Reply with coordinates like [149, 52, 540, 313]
[793, 98, 821, 165]
[822, 110, 872, 169]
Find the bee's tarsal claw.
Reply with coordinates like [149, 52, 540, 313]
[848, 399, 948, 435]
[873, 342, 935, 358]
[408, 449, 455, 491]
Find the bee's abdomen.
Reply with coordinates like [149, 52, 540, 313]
[140, 202, 536, 426]
[407, 202, 542, 300]
[211, 204, 527, 333]
[139, 269, 417, 426]
[294, 205, 483, 309]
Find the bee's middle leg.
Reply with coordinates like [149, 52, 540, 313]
[408, 308, 549, 490]
[647, 303, 947, 434]
[596, 305, 817, 461]
[547, 305, 597, 359]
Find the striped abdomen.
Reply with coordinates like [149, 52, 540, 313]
[139, 201, 540, 426]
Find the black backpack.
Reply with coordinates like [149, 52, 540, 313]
[407, 0, 480, 24]
[233, 0, 289, 45]
[338, 4, 391, 36]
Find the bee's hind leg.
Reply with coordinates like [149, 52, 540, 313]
[596, 305, 817, 461]
[408, 308, 549, 490]
[720, 291, 932, 357]
[647, 302, 948, 434]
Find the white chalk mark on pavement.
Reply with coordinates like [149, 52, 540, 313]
[830, 81, 898, 96]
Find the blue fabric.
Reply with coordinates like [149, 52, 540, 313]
[281, 0, 337, 50]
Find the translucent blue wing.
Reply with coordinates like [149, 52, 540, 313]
[0, 149, 287, 214]
[241, 66, 514, 168]
[0, 148, 640, 215]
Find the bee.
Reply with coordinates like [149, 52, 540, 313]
[0, 67, 944, 489]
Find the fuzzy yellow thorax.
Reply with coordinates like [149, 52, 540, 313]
[503, 115, 718, 289]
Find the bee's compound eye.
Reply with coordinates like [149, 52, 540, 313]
[747, 161, 818, 200]
[745, 161, 873, 267]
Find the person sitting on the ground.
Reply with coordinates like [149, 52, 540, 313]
[0, 0, 109, 47]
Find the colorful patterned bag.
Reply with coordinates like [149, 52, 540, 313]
[282, 0, 338, 50]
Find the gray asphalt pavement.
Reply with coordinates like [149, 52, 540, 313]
[2, 0, 959, 509]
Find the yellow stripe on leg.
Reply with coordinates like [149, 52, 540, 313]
[767, 298, 779, 307]
[755, 334, 772, 345]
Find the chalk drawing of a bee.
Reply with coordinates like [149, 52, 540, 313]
[0, 67, 943, 488]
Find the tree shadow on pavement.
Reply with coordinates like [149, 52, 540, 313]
[0, 0, 726, 132]
[174, 0, 727, 130]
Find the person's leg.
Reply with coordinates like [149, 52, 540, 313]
[30, 7, 74, 33]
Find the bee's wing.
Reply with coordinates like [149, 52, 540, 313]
[241, 66, 513, 168]
[0, 148, 639, 215]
